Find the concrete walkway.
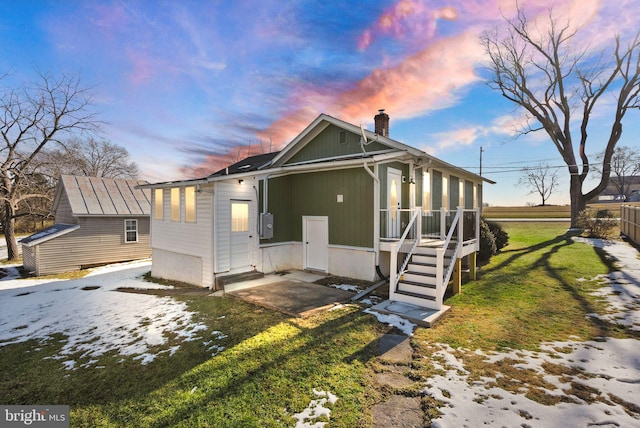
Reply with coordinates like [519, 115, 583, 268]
[225, 271, 355, 318]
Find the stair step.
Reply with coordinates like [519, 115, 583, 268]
[399, 279, 436, 289]
[395, 289, 436, 301]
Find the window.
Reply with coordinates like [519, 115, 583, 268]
[231, 202, 249, 232]
[154, 189, 163, 220]
[185, 186, 196, 222]
[171, 188, 180, 221]
[125, 219, 138, 243]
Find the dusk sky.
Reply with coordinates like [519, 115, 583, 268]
[1, 0, 639, 206]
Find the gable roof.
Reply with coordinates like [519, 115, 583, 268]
[269, 113, 422, 167]
[53, 175, 152, 217]
[209, 152, 280, 177]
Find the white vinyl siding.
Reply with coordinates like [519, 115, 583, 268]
[125, 219, 138, 243]
[154, 189, 163, 220]
[151, 184, 214, 287]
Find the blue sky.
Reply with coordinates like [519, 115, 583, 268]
[1, 0, 639, 206]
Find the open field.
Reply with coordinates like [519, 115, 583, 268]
[483, 202, 640, 219]
[1, 222, 639, 426]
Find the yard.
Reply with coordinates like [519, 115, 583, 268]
[1, 222, 639, 427]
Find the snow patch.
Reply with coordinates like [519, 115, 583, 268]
[292, 389, 338, 428]
[363, 308, 416, 336]
[0, 260, 222, 369]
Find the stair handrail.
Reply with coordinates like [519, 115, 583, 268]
[435, 208, 462, 307]
[390, 208, 422, 291]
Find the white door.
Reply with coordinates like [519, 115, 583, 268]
[387, 168, 402, 238]
[230, 200, 251, 271]
[303, 216, 328, 272]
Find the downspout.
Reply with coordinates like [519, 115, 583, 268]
[361, 129, 386, 280]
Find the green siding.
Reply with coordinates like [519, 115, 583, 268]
[261, 168, 374, 248]
[285, 125, 391, 165]
[415, 168, 423, 207]
[464, 180, 474, 209]
[432, 170, 443, 210]
[449, 175, 459, 210]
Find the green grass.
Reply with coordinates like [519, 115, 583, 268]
[415, 222, 636, 353]
[1, 221, 637, 426]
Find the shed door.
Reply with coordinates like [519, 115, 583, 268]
[303, 216, 328, 272]
[387, 168, 402, 238]
[230, 200, 251, 271]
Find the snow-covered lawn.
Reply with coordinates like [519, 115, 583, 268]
[0, 260, 213, 369]
[425, 238, 640, 427]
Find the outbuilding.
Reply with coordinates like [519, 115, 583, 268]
[21, 175, 151, 276]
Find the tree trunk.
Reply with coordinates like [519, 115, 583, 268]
[3, 202, 19, 261]
[569, 175, 587, 228]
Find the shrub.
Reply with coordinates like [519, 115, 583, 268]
[479, 219, 497, 263]
[487, 221, 509, 251]
[576, 209, 618, 239]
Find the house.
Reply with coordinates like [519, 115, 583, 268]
[140, 111, 493, 310]
[594, 176, 640, 202]
[21, 175, 152, 276]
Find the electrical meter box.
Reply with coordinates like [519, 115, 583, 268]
[260, 213, 274, 239]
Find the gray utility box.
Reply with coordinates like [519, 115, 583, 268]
[260, 213, 274, 239]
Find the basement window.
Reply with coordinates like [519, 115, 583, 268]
[125, 219, 138, 243]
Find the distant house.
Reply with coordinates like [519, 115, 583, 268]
[140, 112, 494, 311]
[21, 175, 151, 276]
[595, 176, 640, 202]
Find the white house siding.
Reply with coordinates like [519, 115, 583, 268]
[259, 242, 303, 273]
[150, 185, 214, 287]
[151, 248, 204, 287]
[214, 179, 259, 274]
[328, 246, 377, 281]
[28, 217, 150, 276]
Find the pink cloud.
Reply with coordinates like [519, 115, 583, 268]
[257, 29, 485, 148]
[358, 0, 457, 50]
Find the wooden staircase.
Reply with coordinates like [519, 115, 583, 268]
[393, 240, 456, 309]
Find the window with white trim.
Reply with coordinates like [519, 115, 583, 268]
[171, 188, 180, 221]
[154, 189, 163, 220]
[185, 186, 196, 222]
[125, 219, 138, 243]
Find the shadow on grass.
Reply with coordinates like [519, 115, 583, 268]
[0, 297, 288, 407]
[80, 306, 386, 427]
[477, 231, 640, 341]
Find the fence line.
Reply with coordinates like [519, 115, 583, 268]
[620, 205, 640, 246]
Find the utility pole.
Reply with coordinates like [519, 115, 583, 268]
[479, 146, 484, 177]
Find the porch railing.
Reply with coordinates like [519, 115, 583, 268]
[386, 206, 480, 310]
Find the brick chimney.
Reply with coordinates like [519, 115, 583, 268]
[374, 109, 389, 137]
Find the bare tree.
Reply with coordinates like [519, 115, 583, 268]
[42, 138, 139, 179]
[0, 72, 98, 260]
[595, 146, 640, 198]
[518, 162, 561, 206]
[482, 9, 640, 226]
